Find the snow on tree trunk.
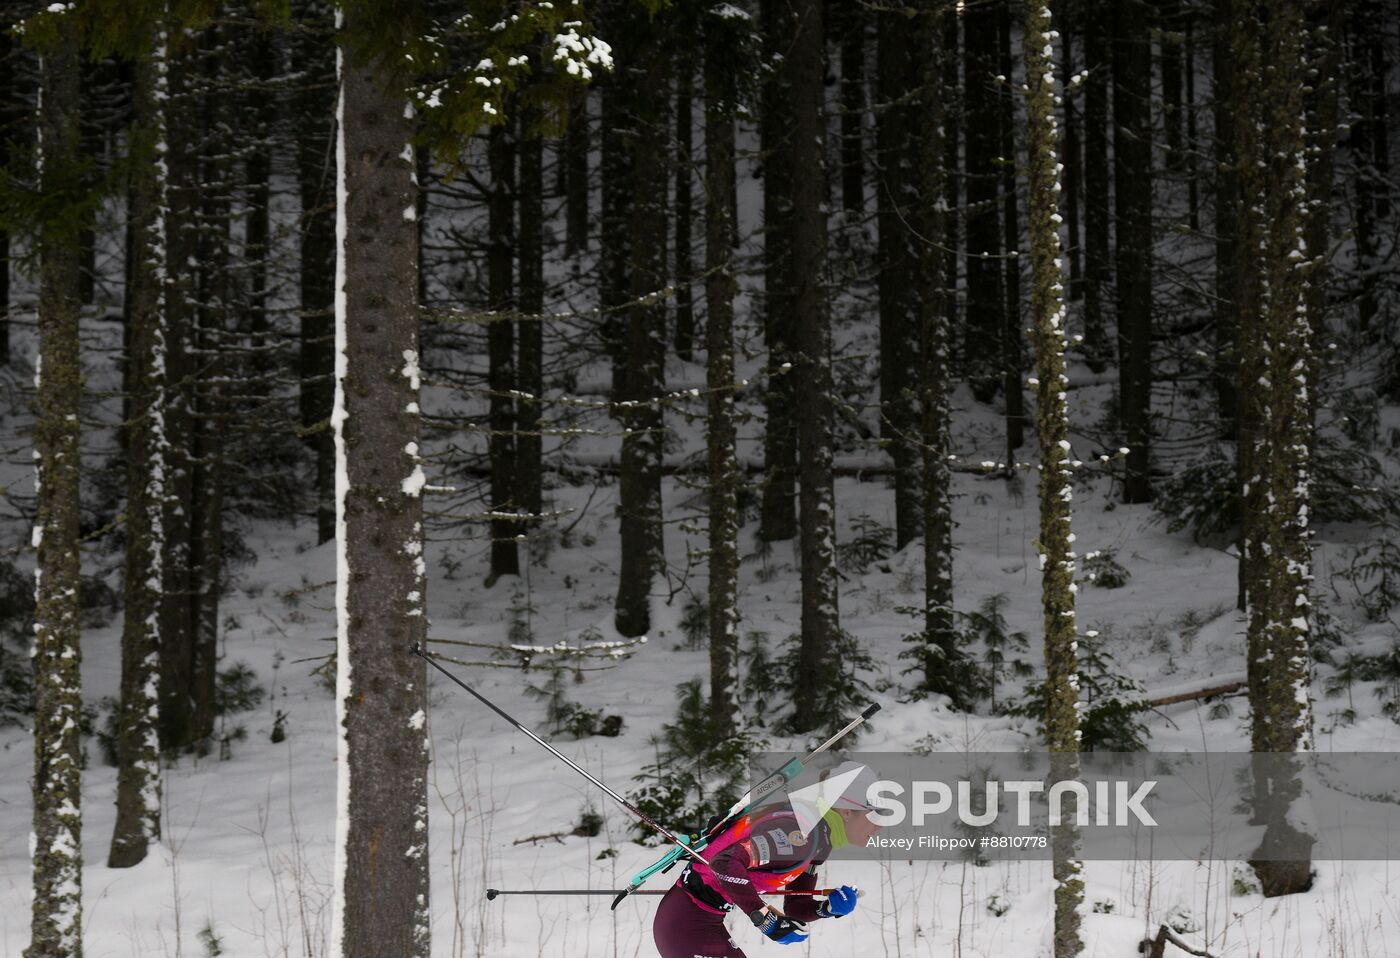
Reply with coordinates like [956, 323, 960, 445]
[29, 16, 84, 957]
[158, 32, 197, 752]
[1023, 4, 1085, 953]
[704, 4, 743, 737]
[189, 28, 231, 746]
[331, 7, 430, 955]
[1234, 0, 1316, 899]
[110, 19, 169, 869]
[907, 1, 957, 706]
[785, 0, 842, 735]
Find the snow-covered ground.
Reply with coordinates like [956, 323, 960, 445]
[2, 441, 1398, 956]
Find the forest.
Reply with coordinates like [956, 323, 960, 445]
[2, 0, 1399, 955]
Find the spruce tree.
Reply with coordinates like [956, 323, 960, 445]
[704, 1, 746, 736]
[1234, 0, 1316, 898]
[1024, 1, 1084, 950]
[614, 6, 670, 638]
[28, 11, 85, 956]
[110, 15, 169, 869]
[783, 0, 841, 734]
[1113, 0, 1153, 503]
[333, 3, 431, 953]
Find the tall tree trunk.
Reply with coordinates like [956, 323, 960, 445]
[110, 21, 167, 870]
[675, 66, 695, 362]
[158, 34, 197, 753]
[964, 0, 1004, 401]
[565, 95, 589, 256]
[943, 11, 961, 367]
[876, 4, 921, 549]
[1113, 0, 1154, 503]
[1081, 0, 1110, 370]
[487, 121, 520, 582]
[1059, 0, 1083, 301]
[294, 0, 337, 546]
[615, 14, 669, 638]
[1302, 0, 1340, 382]
[704, 6, 742, 737]
[759, 0, 798, 542]
[911, 0, 956, 706]
[1234, 0, 1315, 898]
[599, 71, 632, 401]
[1159, 0, 1183, 168]
[784, 0, 840, 735]
[243, 25, 275, 399]
[1185, 12, 1199, 231]
[332, 8, 431, 956]
[518, 117, 545, 527]
[1213, 0, 1240, 446]
[840, 2, 866, 213]
[188, 27, 230, 748]
[1024, 4, 1085, 951]
[999, 0, 1025, 457]
[1350, 0, 1390, 333]
[0, 31, 14, 366]
[29, 19, 84, 957]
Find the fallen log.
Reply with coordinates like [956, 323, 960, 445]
[1139, 923, 1217, 958]
[1147, 679, 1246, 708]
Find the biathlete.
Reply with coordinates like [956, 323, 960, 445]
[652, 763, 881, 956]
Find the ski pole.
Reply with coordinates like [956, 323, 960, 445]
[485, 887, 842, 900]
[610, 701, 881, 910]
[412, 644, 712, 867]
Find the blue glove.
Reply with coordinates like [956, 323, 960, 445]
[818, 885, 859, 918]
[750, 909, 809, 944]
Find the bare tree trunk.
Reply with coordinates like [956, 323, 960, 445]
[332, 7, 431, 954]
[110, 22, 167, 869]
[189, 26, 230, 748]
[1024, 3, 1085, 950]
[1235, 0, 1316, 898]
[876, 5, 921, 549]
[784, 0, 841, 734]
[964, 0, 1004, 402]
[293, 0, 337, 546]
[759, 0, 798, 542]
[159, 34, 197, 752]
[518, 116, 545, 526]
[487, 121, 519, 581]
[999, 0, 1025, 457]
[704, 6, 742, 736]
[1059, 0, 1083, 301]
[615, 12, 669, 638]
[1350, 0, 1390, 333]
[1081, 0, 1110, 370]
[1114, 0, 1154, 503]
[675, 67, 695, 362]
[565, 95, 589, 256]
[840, 2, 866, 213]
[29, 19, 84, 956]
[911, 0, 957, 704]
